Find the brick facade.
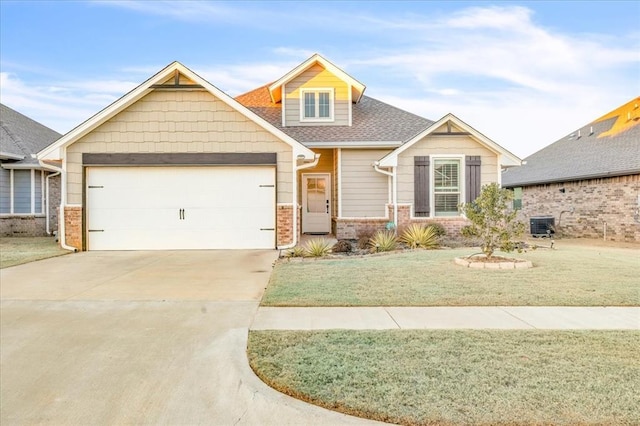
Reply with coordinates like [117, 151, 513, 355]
[333, 204, 469, 239]
[277, 204, 294, 246]
[48, 174, 61, 235]
[0, 173, 61, 237]
[517, 174, 640, 243]
[0, 216, 47, 237]
[64, 206, 83, 250]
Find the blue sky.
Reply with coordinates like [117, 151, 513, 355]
[1, 1, 638, 158]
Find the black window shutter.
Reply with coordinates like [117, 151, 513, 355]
[414, 156, 430, 217]
[465, 156, 481, 203]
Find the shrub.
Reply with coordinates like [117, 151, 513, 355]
[368, 230, 398, 252]
[460, 183, 525, 258]
[356, 227, 376, 250]
[304, 238, 333, 257]
[399, 224, 439, 249]
[429, 222, 447, 238]
[332, 240, 352, 253]
[285, 246, 306, 258]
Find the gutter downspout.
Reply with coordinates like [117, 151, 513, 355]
[279, 153, 321, 251]
[38, 159, 76, 252]
[373, 162, 397, 232]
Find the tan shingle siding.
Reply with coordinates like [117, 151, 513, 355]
[67, 90, 293, 204]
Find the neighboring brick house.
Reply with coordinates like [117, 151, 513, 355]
[1, 104, 62, 237]
[502, 97, 640, 243]
[38, 54, 520, 251]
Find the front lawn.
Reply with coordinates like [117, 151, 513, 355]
[0, 237, 70, 269]
[263, 243, 639, 306]
[248, 330, 640, 426]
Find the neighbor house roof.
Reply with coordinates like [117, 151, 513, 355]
[502, 96, 640, 187]
[236, 84, 433, 147]
[1, 103, 61, 165]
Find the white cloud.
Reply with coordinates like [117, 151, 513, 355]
[0, 72, 134, 133]
[93, 0, 239, 22]
[342, 5, 639, 157]
[2, 4, 637, 158]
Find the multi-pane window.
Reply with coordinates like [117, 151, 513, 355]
[0, 168, 45, 215]
[512, 187, 523, 210]
[301, 89, 333, 120]
[433, 159, 460, 216]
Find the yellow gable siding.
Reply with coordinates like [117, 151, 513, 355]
[396, 135, 498, 206]
[341, 149, 391, 217]
[284, 64, 349, 126]
[66, 89, 293, 204]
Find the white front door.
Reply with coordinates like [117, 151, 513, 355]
[302, 173, 331, 234]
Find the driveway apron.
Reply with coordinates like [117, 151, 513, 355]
[1, 251, 381, 425]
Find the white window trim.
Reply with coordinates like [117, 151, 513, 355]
[430, 155, 465, 218]
[0, 168, 46, 216]
[300, 88, 334, 122]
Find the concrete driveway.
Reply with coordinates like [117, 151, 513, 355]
[1, 251, 380, 425]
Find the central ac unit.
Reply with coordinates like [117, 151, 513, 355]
[530, 216, 555, 237]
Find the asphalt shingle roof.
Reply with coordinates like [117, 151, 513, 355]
[0, 104, 61, 165]
[502, 99, 640, 187]
[236, 85, 433, 145]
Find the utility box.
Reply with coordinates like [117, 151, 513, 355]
[530, 216, 555, 237]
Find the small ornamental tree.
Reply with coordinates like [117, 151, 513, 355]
[460, 183, 525, 259]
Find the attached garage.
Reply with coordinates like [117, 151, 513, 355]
[36, 62, 316, 251]
[84, 154, 276, 250]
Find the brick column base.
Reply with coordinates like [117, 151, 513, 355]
[276, 205, 294, 247]
[64, 206, 83, 251]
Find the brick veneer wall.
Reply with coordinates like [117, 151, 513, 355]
[48, 174, 61, 235]
[0, 216, 47, 237]
[333, 205, 469, 239]
[517, 174, 640, 243]
[277, 204, 294, 246]
[64, 206, 83, 250]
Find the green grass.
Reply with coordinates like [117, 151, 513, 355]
[263, 244, 640, 306]
[0, 237, 70, 269]
[248, 330, 640, 426]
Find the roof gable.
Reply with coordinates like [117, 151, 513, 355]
[268, 54, 366, 104]
[38, 62, 315, 161]
[378, 113, 522, 167]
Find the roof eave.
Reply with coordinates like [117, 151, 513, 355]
[0, 151, 25, 160]
[502, 169, 640, 187]
[303, 140, 402, 148]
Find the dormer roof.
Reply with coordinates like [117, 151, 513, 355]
[268, 53, 366, 104]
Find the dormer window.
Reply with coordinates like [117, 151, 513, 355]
[301, 88, 334, 122]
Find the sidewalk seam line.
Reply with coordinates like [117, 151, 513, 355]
[499, 307, 538, 329]
[383, 307, 402, 329]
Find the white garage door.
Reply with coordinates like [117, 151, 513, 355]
[86, 166, 276, 250]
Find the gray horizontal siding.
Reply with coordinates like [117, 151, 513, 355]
[34, 170, 42, 213]
[0, 168, 10, 214]
[13, 170, 31, 214]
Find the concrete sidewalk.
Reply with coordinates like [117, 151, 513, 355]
[251, 306, 640, 330]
